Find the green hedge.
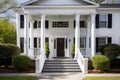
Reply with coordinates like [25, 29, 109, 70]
[12, 55, 31, 71]
[99, 44, 120, 60]
[92, 55, 110, 71]
[0, 44, 21, 67]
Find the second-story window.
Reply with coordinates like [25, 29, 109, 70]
[99, 14, 108, 28]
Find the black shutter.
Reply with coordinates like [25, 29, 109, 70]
[73, 37, 75, 44]
[34, 20, 37, 28]
[96, 37, 99, 52]
[96, 14, 99, 28]
[74, 20, 75, 28]
[20, 15, 24, 28]
[108, 14, 112, 28]
[45, 20, 49, 29]
[108, 37, 112, 44]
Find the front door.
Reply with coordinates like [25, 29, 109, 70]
[57, 38, 64, 57]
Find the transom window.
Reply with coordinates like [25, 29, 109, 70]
[52, 21, 69, 28]
[99, 14, 108, 28]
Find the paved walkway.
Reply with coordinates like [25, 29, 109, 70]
[0, 73, 120, 80]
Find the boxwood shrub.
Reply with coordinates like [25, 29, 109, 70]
[92, 55, 110, 71]
[0, 44, 21, 67]
[12, 55, 31, 71]
[99, 44, 120, 60]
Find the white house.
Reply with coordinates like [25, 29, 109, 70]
[14, 0, 120, 74]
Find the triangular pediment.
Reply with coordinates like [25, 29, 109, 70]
[22, 0, 98, 6]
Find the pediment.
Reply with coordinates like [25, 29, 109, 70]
[22, 0, 98, 6]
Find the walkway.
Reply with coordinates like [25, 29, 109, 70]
[0, 73, 120, 80]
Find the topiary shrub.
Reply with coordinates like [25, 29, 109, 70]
[45, 42, 50, 58]
[12, 55, 31, 71]
[92, 55, 110, 71]
[99, 44, 120, 60]
[71, 44, 75, 58]
[0, 44, 21, 68]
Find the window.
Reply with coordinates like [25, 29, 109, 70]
[20, 15, 24, 28]
[20, 37, 24, 52]
[80, 37, 86, 48]
[34, 20, 49, 28]
[99, 14, 108, 28]
[74, 21, 86, 28]
[96, 37, 112, 52]
[96, 14, 112, 28]
[52, 21, 69, 28]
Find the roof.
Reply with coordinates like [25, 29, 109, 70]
[100, 4, 120, 8]
[21, 0, 99, 6]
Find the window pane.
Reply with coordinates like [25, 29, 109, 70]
[52, 21, 69, 28]
[99, 21, 107, 28]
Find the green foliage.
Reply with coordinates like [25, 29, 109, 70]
[13, 55, 31, 71]
[0, 0, 17, 13]
[0, 76, 36, 80]
[99, 44, 120, 60]
[91, 0, 104, 3]
[92, 55, 110, 71]
[0, 19, 16, 44]
[0, 44, 20, 67]
[45, 42, 50, 58]
[71, 44, 75, 57]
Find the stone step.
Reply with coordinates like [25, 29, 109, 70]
[43, 68, 81, 72]
[45, 61, 78, 64]
[44, 66, 80, 69]
[44, 64, 79, 67]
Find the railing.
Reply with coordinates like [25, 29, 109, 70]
[33, 48, 41, 58]
[80, 48, 86, 56]
[77, 49, 88, 74]
[35, 48, 46, 74]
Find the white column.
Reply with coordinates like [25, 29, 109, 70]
[75, 14, 80, 59]
[86, 20, 90, 56]
[91, 14, 96, 57]
[16, 12, 20, 48]
[24, 14, 29, 56]
[41, 14, 46, 58]
[30, 21, 34, 49]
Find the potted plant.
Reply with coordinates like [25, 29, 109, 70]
[45, 42, 50, 58]
[71, 44, 75, 58]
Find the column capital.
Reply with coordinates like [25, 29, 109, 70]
[75, 13, 80, 17]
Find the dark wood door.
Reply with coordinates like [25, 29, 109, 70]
[57, 38, 64, 57]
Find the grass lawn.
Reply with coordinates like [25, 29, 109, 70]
[0, 76, 36, 80]
[84, 76, 120, 80]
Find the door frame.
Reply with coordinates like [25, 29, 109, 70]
[53, 37, 70, 58]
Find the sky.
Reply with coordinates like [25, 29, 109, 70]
[0, 0, 29, 22]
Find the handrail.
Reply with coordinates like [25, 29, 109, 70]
[35, 48, 46, 74]
[77, 49, 88, 74]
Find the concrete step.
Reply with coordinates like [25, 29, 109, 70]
[42, 59, 81, 72]
[43, 69, 81, 72]
[44, 66, 80, 69]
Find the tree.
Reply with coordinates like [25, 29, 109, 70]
[91, 0, 105, 3]
[0, 19, 16, 44]
[0, 0, 17, 13]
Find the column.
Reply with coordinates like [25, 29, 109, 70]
[16, 12, 20, 48]
[30, 21, 34, 49]
[86, 20, 90, 56]
[75, 14, 80, 59]
[91, 14, 95, 57]
[41, 14, 46, 58]
[24, 14, 29, 56]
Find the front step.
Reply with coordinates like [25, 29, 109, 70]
[42, 59, 81, 72]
